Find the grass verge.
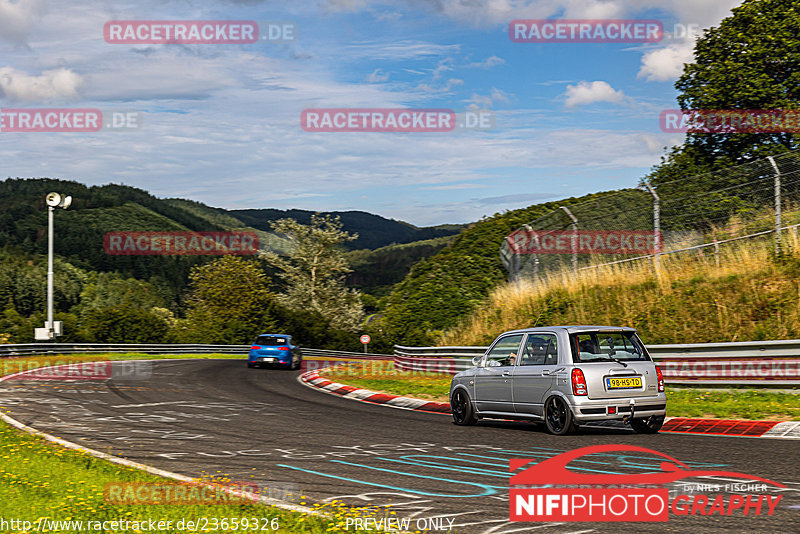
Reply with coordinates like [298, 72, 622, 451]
[0, 353, 385, 533]
[319, 362, 800, 421]
[439, 229, 800, 347]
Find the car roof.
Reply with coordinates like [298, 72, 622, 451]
[502, 325, 636, 335]
[255, 333, 292, 338]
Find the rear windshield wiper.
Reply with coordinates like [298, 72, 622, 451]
[580, 356, 626, 366]
[609, 356, 628, 367]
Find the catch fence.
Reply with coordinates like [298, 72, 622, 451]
[501, 150, 800, 281]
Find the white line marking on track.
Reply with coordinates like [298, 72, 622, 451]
[110, 401, 191, 408]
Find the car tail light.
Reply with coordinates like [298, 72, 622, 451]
[655, 365, 665, 392]
[250, 345, 261, 350]
[571, 368, 587, 396]
[277, 347, 290, 351]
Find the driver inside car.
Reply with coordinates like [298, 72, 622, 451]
[579, 339, 598, 354]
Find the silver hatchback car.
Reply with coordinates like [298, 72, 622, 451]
[449, 326, 667, 434]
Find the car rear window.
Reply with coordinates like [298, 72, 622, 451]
[570, 331, 649, 363]
[255, 336, 288, 346]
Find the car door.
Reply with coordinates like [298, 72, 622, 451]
[473, 333, 523, 413]
[513, 333, 560, 416]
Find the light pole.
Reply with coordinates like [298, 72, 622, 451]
[35, 192, 71, 341]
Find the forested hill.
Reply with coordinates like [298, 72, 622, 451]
[0, 178, 464, 261]
[0, 178, 466, 312]
[232, 208, 463, 250]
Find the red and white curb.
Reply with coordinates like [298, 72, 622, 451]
[299, 371, 800, 439]
[298, 370, 450, 414]
[662, 417, 800, 439]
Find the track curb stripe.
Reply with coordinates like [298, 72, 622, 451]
[298, 371, 800, 437]
[298, 370, 451, 414]
[661, 417, 799, 438]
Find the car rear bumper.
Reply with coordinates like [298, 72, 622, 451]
[248, 353, 292, 365]
[571, 398, 666, 422]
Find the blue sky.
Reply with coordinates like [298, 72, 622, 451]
[0, 0, 743, 226]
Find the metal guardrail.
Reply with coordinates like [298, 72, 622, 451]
[0, 343, 252, 357]
[301, 348, 392, 360]
[3, 341, 797, 385]
[394, 340, 800, 385]
[0, 343, 392, 360]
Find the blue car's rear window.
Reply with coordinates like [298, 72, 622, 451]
[255, 336, 288, 346]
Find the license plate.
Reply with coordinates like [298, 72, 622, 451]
[605, 376, 642, 390]
[260, 357, 276, 362]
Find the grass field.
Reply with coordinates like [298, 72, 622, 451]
[439, 231, 800, 347]
[0, 353, 384, 533]
[320, 362, 800, 421]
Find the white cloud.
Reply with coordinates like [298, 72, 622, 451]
[490, 88, 512, 104]
[637, 40, 695, 82]
[365, 68, 390, 83]
[422, 183, 486, 190]
[0, 0, 46, 45]
[432, 58, 454, 80]
[326, 0, 744, 32]
[657, 0, 744, 29]
[563, 81, 626, 108]
[343, 40, 460, 60]
[466, 56, 505, 69]
[417, 77, 463, 94]
[0, 67, 83, 102]
[466, 87, 512, 109]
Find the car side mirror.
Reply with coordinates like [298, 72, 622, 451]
[471, 355, 482, 367]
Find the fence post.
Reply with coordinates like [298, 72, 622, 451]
[644, 183, 661, 271]
[560, 206, 578, 274]
[768, 156, 781, 254]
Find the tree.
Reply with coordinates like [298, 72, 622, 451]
[83, 307, 169, 343]
[182, 256, 279, 343]
[649, 0, 800, 185]
[264, 215, 364, 332]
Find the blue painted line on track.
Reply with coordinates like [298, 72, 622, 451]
[277, 463, 498, 498]
[278, 446, 730, 499]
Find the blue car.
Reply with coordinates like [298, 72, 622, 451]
[248, 334, 302, 370]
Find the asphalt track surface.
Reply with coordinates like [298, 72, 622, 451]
[2, 359, 798, 533]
